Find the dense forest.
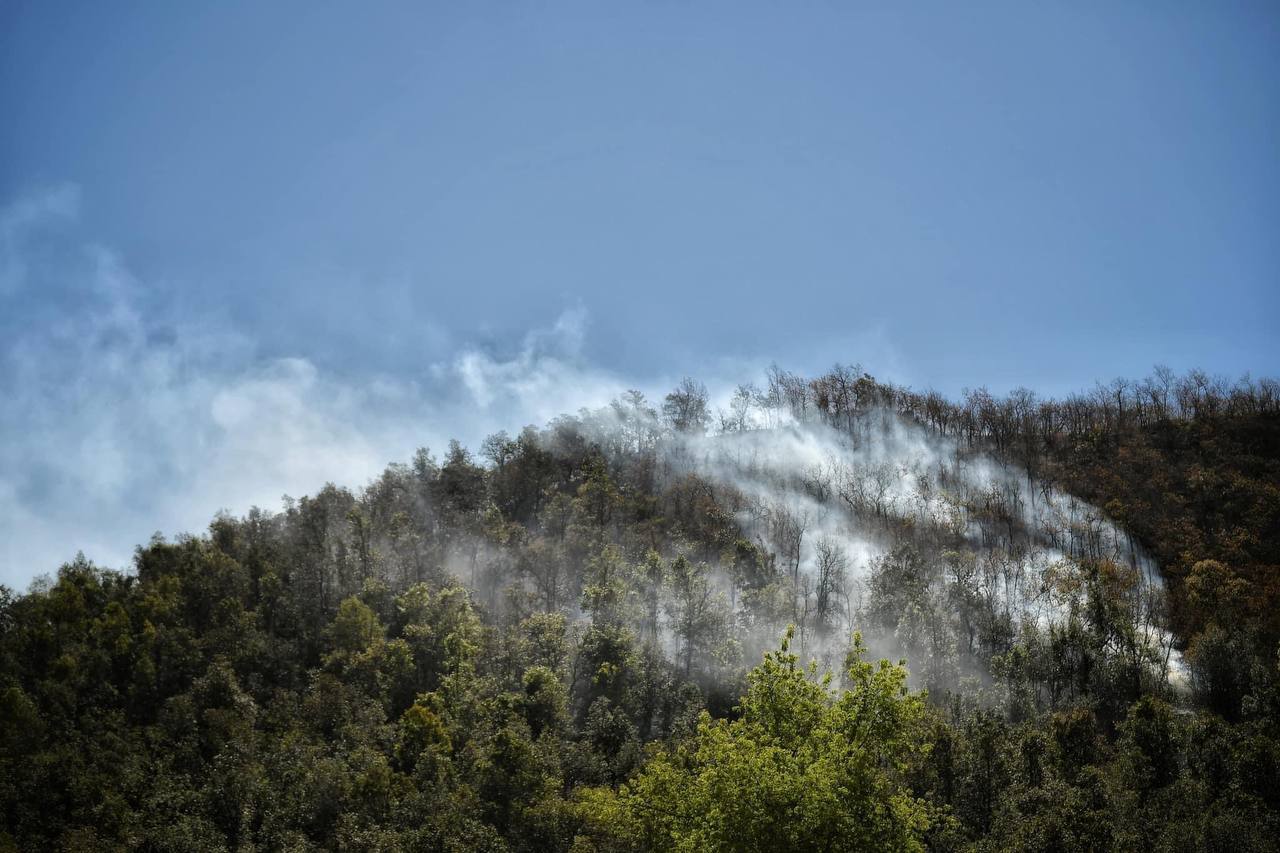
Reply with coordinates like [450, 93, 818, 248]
[2, 366, 1278, 852]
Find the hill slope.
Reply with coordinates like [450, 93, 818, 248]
[1, 367, 1277, 851]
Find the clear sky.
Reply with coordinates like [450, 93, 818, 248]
[1, 1, 1277, 585]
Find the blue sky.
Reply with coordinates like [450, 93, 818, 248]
[1, 1, 1277, 585]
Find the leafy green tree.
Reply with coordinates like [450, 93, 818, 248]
[665, 555, 731, 680]
[577, 630, 934, 852]
[329, 595, 383, 655]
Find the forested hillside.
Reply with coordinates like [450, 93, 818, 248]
[2, 367, 1278, 852]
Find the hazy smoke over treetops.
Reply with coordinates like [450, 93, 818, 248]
[548, 377, 1180, 692]
[0, 185, 1179, 698]
[0, 187, 661, 582]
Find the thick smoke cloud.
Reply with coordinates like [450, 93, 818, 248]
[0, 181, 1177, 703]
[0, 188, 644, 586]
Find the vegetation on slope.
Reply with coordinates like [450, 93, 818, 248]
[1, 367, 1277, 851]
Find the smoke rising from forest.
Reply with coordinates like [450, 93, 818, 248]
[1, 186, 1182, 704]
[522, 378, 1182, 695]
[0, 188, 655, 584]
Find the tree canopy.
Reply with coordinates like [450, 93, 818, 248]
[1, 366, 1278, 851]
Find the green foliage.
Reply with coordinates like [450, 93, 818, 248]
[330, 596, 383, 654]
[1, 368, 1277, 849]
[576, 631, 934, 852]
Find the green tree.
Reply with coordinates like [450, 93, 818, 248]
[665, 555, 730, 680]
[577, 630, 934, 852]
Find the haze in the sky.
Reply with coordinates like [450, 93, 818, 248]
[1, 1, 1277, 587]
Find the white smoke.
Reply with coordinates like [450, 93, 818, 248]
[668, 408, 1181, 690]
[0, 185, 1185, 699]
[0, 188, 639, 586]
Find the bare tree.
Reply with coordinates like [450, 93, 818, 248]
[718, 383, 756, 433]
[813, 536, 848, 635]
[663, 377, 711, 434]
